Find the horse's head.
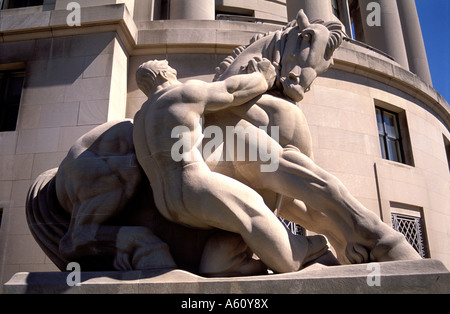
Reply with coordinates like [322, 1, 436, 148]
[214, 10, 345, 101]
[278, 10, 345, 102]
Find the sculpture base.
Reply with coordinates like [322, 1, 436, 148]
[4, 259, 450, 294]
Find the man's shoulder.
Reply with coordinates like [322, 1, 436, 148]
[177, 80, 210, 102]
[183, 79, 209, 90]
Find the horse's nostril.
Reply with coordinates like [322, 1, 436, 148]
[288, 73, 300, 84]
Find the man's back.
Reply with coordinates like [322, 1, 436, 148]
[133, 81, 207, 164]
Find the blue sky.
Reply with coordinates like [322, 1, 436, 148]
[416, 0, 450, 102]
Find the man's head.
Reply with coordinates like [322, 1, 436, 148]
[136, 60, 178, 97]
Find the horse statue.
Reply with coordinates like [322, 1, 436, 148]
[205, 10, 420, 265]
[26, 10, 420, 276]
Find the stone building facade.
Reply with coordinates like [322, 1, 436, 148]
[0, 0, 449, 289]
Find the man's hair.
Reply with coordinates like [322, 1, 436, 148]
[136, 60, 177, 97]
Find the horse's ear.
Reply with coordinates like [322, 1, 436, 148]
[296, 10, 310, 30]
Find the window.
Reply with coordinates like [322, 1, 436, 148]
[390, 202, 429, 258]
[159, 0, 169, 20]
[391, 212, 428, 258]
[375, 105, 414, 166]
[444, 135, 450, 173]
[1, 0, 43, 9]
[376, 107, 404, 163]
[0, 209, 3, 230]
[216, 5, 254, 21]
[0, 69, 25, 132]
[279, 217, 305, 236]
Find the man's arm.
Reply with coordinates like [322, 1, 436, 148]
[202, 58, 276, 112]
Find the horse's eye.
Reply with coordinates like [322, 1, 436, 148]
[302, 33, 312, 42]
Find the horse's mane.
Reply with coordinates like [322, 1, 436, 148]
[213, 18, 345, 82]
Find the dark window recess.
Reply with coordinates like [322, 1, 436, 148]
[444, 135, 450, 173]
[0, 70, 25, 132]
[160, 0, 169, 20]
[3, 0, 44, 9]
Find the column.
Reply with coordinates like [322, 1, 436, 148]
[170, 0, 215, 20]
[134, 0, 155, 22]
[358, 0, 409, 69]
[397, 0, 433, 85]
[286, 0, 333, 22]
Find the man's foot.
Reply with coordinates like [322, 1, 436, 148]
[301, 235, 332, 267]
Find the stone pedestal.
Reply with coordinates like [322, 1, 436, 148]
[3, 259, 450, 294]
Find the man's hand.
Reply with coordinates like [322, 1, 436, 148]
[247, 57, 276, 89]
[204, 57, 277, 112]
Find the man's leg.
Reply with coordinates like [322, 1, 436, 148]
[199, 231, 268, 277]
[277, 197, 370, 264]
[179, 162, 330, 274]
[234, 146, 421, 263]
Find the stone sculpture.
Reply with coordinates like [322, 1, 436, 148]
[206, 10, 421, 265]
[133, 58, 331, 275]
[26, 10, 421, 277]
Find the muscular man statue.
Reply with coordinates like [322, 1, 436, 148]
[132, 59, 330, 275]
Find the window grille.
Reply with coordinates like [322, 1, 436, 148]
[391, 213, 427, 258]
[279, 217, 305, 236]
